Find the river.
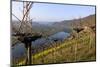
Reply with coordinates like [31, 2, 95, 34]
[12, 31, 70, 59]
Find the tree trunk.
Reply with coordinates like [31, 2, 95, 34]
[25, 42, 32, 65]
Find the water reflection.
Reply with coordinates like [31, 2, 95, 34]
[12, 31, 70, 58]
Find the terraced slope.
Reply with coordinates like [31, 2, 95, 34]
[17, 28, 96, 65]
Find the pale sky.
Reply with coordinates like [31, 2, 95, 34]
[12, 1, 95, 23]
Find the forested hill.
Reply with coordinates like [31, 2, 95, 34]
[52, 14, 96, 28]
[12, 14, 95, 35]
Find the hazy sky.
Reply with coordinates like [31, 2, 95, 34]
[12, 1, 95, 23]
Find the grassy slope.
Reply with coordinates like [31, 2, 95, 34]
[17, 28, 96, 65]
[32, 30, 96, 64]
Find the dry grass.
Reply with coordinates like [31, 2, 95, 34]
[14, 28, 96, 66]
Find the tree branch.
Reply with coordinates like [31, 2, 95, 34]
[12, 13, 22, 23]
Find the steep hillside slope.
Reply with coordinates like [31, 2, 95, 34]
[17, 27, 96, 65]
[53, 14, 96, 28]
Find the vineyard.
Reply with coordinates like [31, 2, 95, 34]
[16, 27, 96, 65]
[11, 1, 96, 66]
